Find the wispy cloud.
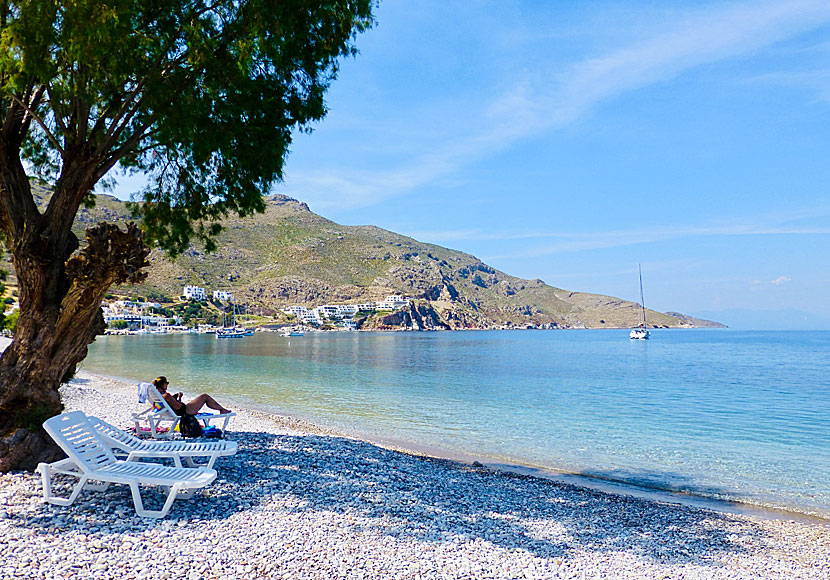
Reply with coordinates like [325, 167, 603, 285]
[497, 223, 830, 260]
[751, 275, 794, 290]
[540, 0, 830, 125]
[284, 0, 830, 210]
[746, 69, 830, 101]
[421, 206, 830, 260]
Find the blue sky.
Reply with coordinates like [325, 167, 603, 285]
[115, 1, 830, 329]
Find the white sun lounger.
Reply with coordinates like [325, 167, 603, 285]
[132, 383, 236, 439]
[89, 416, 237, 469]
[38, 411, 217, 518]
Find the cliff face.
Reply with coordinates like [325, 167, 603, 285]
[19, 188, 722, 330]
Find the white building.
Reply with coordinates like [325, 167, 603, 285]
[112, 300, 161, 311]
[103, 308, 177, 328]
[337, 305, 359, 316]
[376, 295, 409, 310]
[183, 285, 207, 301]
[213, 290, 234, 301]
[299, 312, 319, 324]
[313, 305, 341, 320]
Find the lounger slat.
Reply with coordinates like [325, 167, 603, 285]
[88, 416, 236, 470]
[39, 411, 217, 518]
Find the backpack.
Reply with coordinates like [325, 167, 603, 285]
[179, 414, 203, 438]
[202, 426, 223, 439]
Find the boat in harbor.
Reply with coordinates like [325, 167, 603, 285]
[279, 326, 305, 337]
[216, 298, 253, 338]
[216, 327, 247, 339]
[630, 264, 650, 340]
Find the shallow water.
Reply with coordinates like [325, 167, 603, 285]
[82, 329, 830, 518]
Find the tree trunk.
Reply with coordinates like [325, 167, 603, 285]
[0, 221, 150, 472]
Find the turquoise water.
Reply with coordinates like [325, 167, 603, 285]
[81, 330, 830, 518]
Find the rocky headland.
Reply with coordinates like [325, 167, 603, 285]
[14, 185, 725, 331]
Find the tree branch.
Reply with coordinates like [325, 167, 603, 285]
[96, 124, 159, 181]
[9, 94, 64, 156]
[18, 84, 48, 140]
[47, 87, 70, 138]
[99, 78, 147, 142]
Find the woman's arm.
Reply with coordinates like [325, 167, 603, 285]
[163, 392, 183, 410]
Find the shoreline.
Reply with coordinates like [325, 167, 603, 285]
[73, 363, 830, 525]
[234, 398, 830, 526]
[1, 368, 829, 578]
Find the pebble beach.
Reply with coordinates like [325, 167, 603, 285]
[1, 370, 828, 580]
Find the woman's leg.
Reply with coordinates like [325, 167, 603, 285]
[185, 394, 231, 415]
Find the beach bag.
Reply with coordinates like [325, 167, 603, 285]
[203, 426, 223, 439]
[179, 414, 203, 438]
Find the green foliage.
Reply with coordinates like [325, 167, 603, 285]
[108, 320, 129, 330]
[1, 0, 374, 254]
[4, 310, 19, 332]
[146, 291, 172, 304]
[11, 406, 57, 432]
[3, 297, 14, 305]
[167, 300, 218, 325]
[151, 306, 174, 317]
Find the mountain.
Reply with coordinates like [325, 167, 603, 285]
[18, 186, 721, 330]
[691, 309, 829, 331]
[664, 312, 726, 329]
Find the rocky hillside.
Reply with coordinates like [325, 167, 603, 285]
[18, 186, 723, 330]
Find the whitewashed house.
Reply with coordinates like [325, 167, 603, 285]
[376, 295, 409, 310]
[313, 305, 340, 320]
[183, 285, 207, 301]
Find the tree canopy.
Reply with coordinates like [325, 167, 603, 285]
[0, 0, 374, 471]
[1, 0, 374, 252]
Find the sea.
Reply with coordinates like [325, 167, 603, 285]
[80, 329, 830, 520]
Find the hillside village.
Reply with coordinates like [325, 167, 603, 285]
[102, 284, 413, 333]
[9, 187, 724, 331]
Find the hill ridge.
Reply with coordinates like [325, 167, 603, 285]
[20, 185, 724, 330]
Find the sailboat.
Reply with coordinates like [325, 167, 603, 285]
[629, 264, 650, 340]
[216, 297, 248, 338]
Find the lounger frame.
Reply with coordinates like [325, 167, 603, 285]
[39, 411, 217, 518]
[131, 385, 235, 439]
[90, 416, 237, 469]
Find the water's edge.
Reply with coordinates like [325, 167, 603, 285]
[278, 405, 830, 525]
[89, 366, 828, 525]
[78, 330, 830, 522]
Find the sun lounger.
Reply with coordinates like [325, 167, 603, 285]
[38, 411, 217, 518]
[90, 416, 237, 469]
[132, 382, 236, 439]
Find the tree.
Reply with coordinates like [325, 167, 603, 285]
[0, 0, 373, 471]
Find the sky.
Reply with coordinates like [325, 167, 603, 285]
[113, 0, 830, 329]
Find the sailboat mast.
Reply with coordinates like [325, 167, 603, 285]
[638, 263, 647, 326]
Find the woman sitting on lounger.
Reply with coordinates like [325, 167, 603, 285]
[152, 376, 232, 416]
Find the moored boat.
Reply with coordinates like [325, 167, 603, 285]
[630, 264, 650, 340]
[629, 325, 649, 340]
[216, 327, 247, 338]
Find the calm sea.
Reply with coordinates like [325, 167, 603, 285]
[81, 330, 830, 519]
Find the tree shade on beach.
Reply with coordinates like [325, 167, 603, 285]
[0, 0, 374, 471]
